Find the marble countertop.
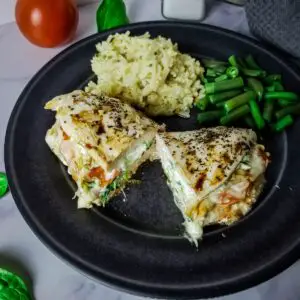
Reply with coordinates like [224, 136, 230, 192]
[1, 1, 300, 299]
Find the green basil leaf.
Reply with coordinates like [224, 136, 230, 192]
[0, 173, 8, 198]
[96, 0, 129, 32]
[0, 268, 31, 300]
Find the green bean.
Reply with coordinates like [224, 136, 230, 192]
[195, 96, 209, 111]
[205, 77, 244, 94]
[245, 115, 256, 128]
[206, 77, 216, 83]
[265, 85, 276, 92]
[278, 99, 294, 107]
[247, 78, 264, 100]
[272, 115, 294, 132]
[274, 82, 284, 91]
[237, 58, 248, 69]
[226, 66, 239, 78]
[205, 65, 227, 76]
[208, 89, 243, 104]
[213, 65, 227, 74]
[265, 74, 282, 84]
[249, 100, 265, 129]
[228, 55, 239, 67]
[270, 74, 282, 81]
[260, 70, 267, 77]
[241, 68, 266, 77]
[275, 103, 300, 119]
[220, 105, 250, 125]
[215, 74, 228, 82]
[216, 101, 227, 108]
[224, 91, 256, 113]
[197, 110, 224, 124]
[265, 91, 299, 101]
[202, 58, 227, 68]
[245, 54, 262, 70]
[206, 69, 217, 77]
[263, 99, 274, 123]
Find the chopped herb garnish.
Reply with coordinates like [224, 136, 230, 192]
[143, 140, 153, 150]
[87, 181, 96, 189]
[100, 170, 130, 204]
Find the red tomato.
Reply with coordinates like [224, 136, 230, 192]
[15, 0, 79, 48]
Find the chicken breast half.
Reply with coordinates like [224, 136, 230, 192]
[45, 90, 162, 208]
[156, 127, 269, 245]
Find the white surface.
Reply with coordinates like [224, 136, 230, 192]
[162, 0, 206, 20]
[0, 0, 299, 299]
[0, 0, 98, 25]
[0, 0, 16, 25]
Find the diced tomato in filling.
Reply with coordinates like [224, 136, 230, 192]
[88, 167, 119, 187]
[219, 192, 241, 206]
[62, 130, 70, 140]
[88, 167, 106, 186]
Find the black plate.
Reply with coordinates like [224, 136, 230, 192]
[5, 22, 300, 299]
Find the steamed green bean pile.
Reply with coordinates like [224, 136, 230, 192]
[196, 55, 300, 132]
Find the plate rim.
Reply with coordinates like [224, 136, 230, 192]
[5, 21, 300, 299]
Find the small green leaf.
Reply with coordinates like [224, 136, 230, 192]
[96, 0, 129, 32]
[0, 268, 31, 300]
[0, 173, 8, 198]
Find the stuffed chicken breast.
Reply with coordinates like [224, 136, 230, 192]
[156, 127, 269, 244]
[45, 90, 162, 208]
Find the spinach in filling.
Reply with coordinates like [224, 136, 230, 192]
[100, 170, 130, 204]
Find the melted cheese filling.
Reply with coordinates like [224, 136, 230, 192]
[156, 135, 198, 213]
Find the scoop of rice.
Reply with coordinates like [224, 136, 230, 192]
[86, 32, 204, 117]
